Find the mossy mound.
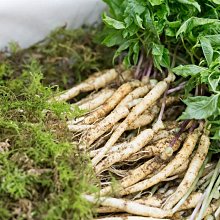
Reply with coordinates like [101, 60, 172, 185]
[0, 26, 113, 220]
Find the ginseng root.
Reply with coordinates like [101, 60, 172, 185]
[92, 72, 175, 166]
[95, 128, 155, 174]
[118, 128, 201, 196]
[95, 217, 170, 220]
[83, 194, 173, 218]
[53, 69, 118, 102]
[163, 131, 210, 210]
[82, 80, 142, 125]
[83, 85, 150, 146]
[100, 157, 164, 196]
[78, 88, 115, 111]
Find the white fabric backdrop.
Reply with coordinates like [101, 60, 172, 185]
[0, 0, 105, 49]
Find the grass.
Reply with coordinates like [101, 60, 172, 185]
[0, 26, 114, 220]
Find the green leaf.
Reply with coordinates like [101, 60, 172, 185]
[152, 43, 170, 71]
[210, 57, 220, 69]
[184, 76, 198, 95]
[102, 13, 125, 29]
[125, 0, 146, 15]
[102, 31, 124, 47]
[213, 130, 220, 140]
[209, 117, 220, 141]
[172, 65, 207, 77]
[165, 21, 181, 37]
[133, 42, 140, 65]
[208, 71, 220, 92]
[211, 124, 220, 139]
[161, 47, 170, 69]
[200, 37, 213, 66]
[168, 21, 182, 29]
[123, 22, 139, 37]
[103, 0, 124, 18]
[176, 17, 218, 37]
[204, 34, 220, 46]
[212, 0, 220, 4]
[123, 45, 134, 67]
[209, 140, 220, 153]
[177, 0, 201, 12]
[124, 16, 133, 27]
[135, 14, 144, 29]
[179, 95, 219, 120]
[113, 40, 132, 62]
[149, 0, 164, 6]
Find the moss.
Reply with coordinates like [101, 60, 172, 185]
[0, 26, 115, 90]
[0, 24, 114, 219]
[0, 30, 107, 219]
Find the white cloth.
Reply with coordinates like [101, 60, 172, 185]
[0, 0, 105, 49]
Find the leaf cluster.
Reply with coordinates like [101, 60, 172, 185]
[102, 0, 220, 148]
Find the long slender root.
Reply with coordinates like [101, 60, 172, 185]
[90, 128, 174, 159]
[68, 124, 94, 132]
[100, 157, 164, 196]
[163, 131, 210, 210]
[78, 88, 115, 111]
[127, 105, 159, 130]
[53, 69, 118, 102]
[95, 217, 170, 220]
[96, 192, 203, 217]
[149, 130, 174, 143]
[82, 96, 144, 147]
[90, 142, 127, 158]
[116, 85, 151, 108]
[83, 106, 130, 147]
[95, 129, 155, 174]
[137, 192, 203, 211]
[168, 159, 189, 177]
[100, 139, 188, 197]
[83, 81, 142, 125]
[59, 69, 216, 220]
[99, 134, 185, 196]
[92, 73, 175, 166]
[118, 129, 201, 196]
[127, 134, 185, 162]
[83, 195, 173, 218]
[75, 88, 113, 105]
[96, 124, 184, 174]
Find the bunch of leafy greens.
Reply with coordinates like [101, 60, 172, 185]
[0, 27, 106, 219]
[102, 0, 220, 150]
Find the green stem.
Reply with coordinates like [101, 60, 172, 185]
[181, 37, 195, 64]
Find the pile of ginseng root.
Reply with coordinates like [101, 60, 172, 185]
[54, 67, 220, 220]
